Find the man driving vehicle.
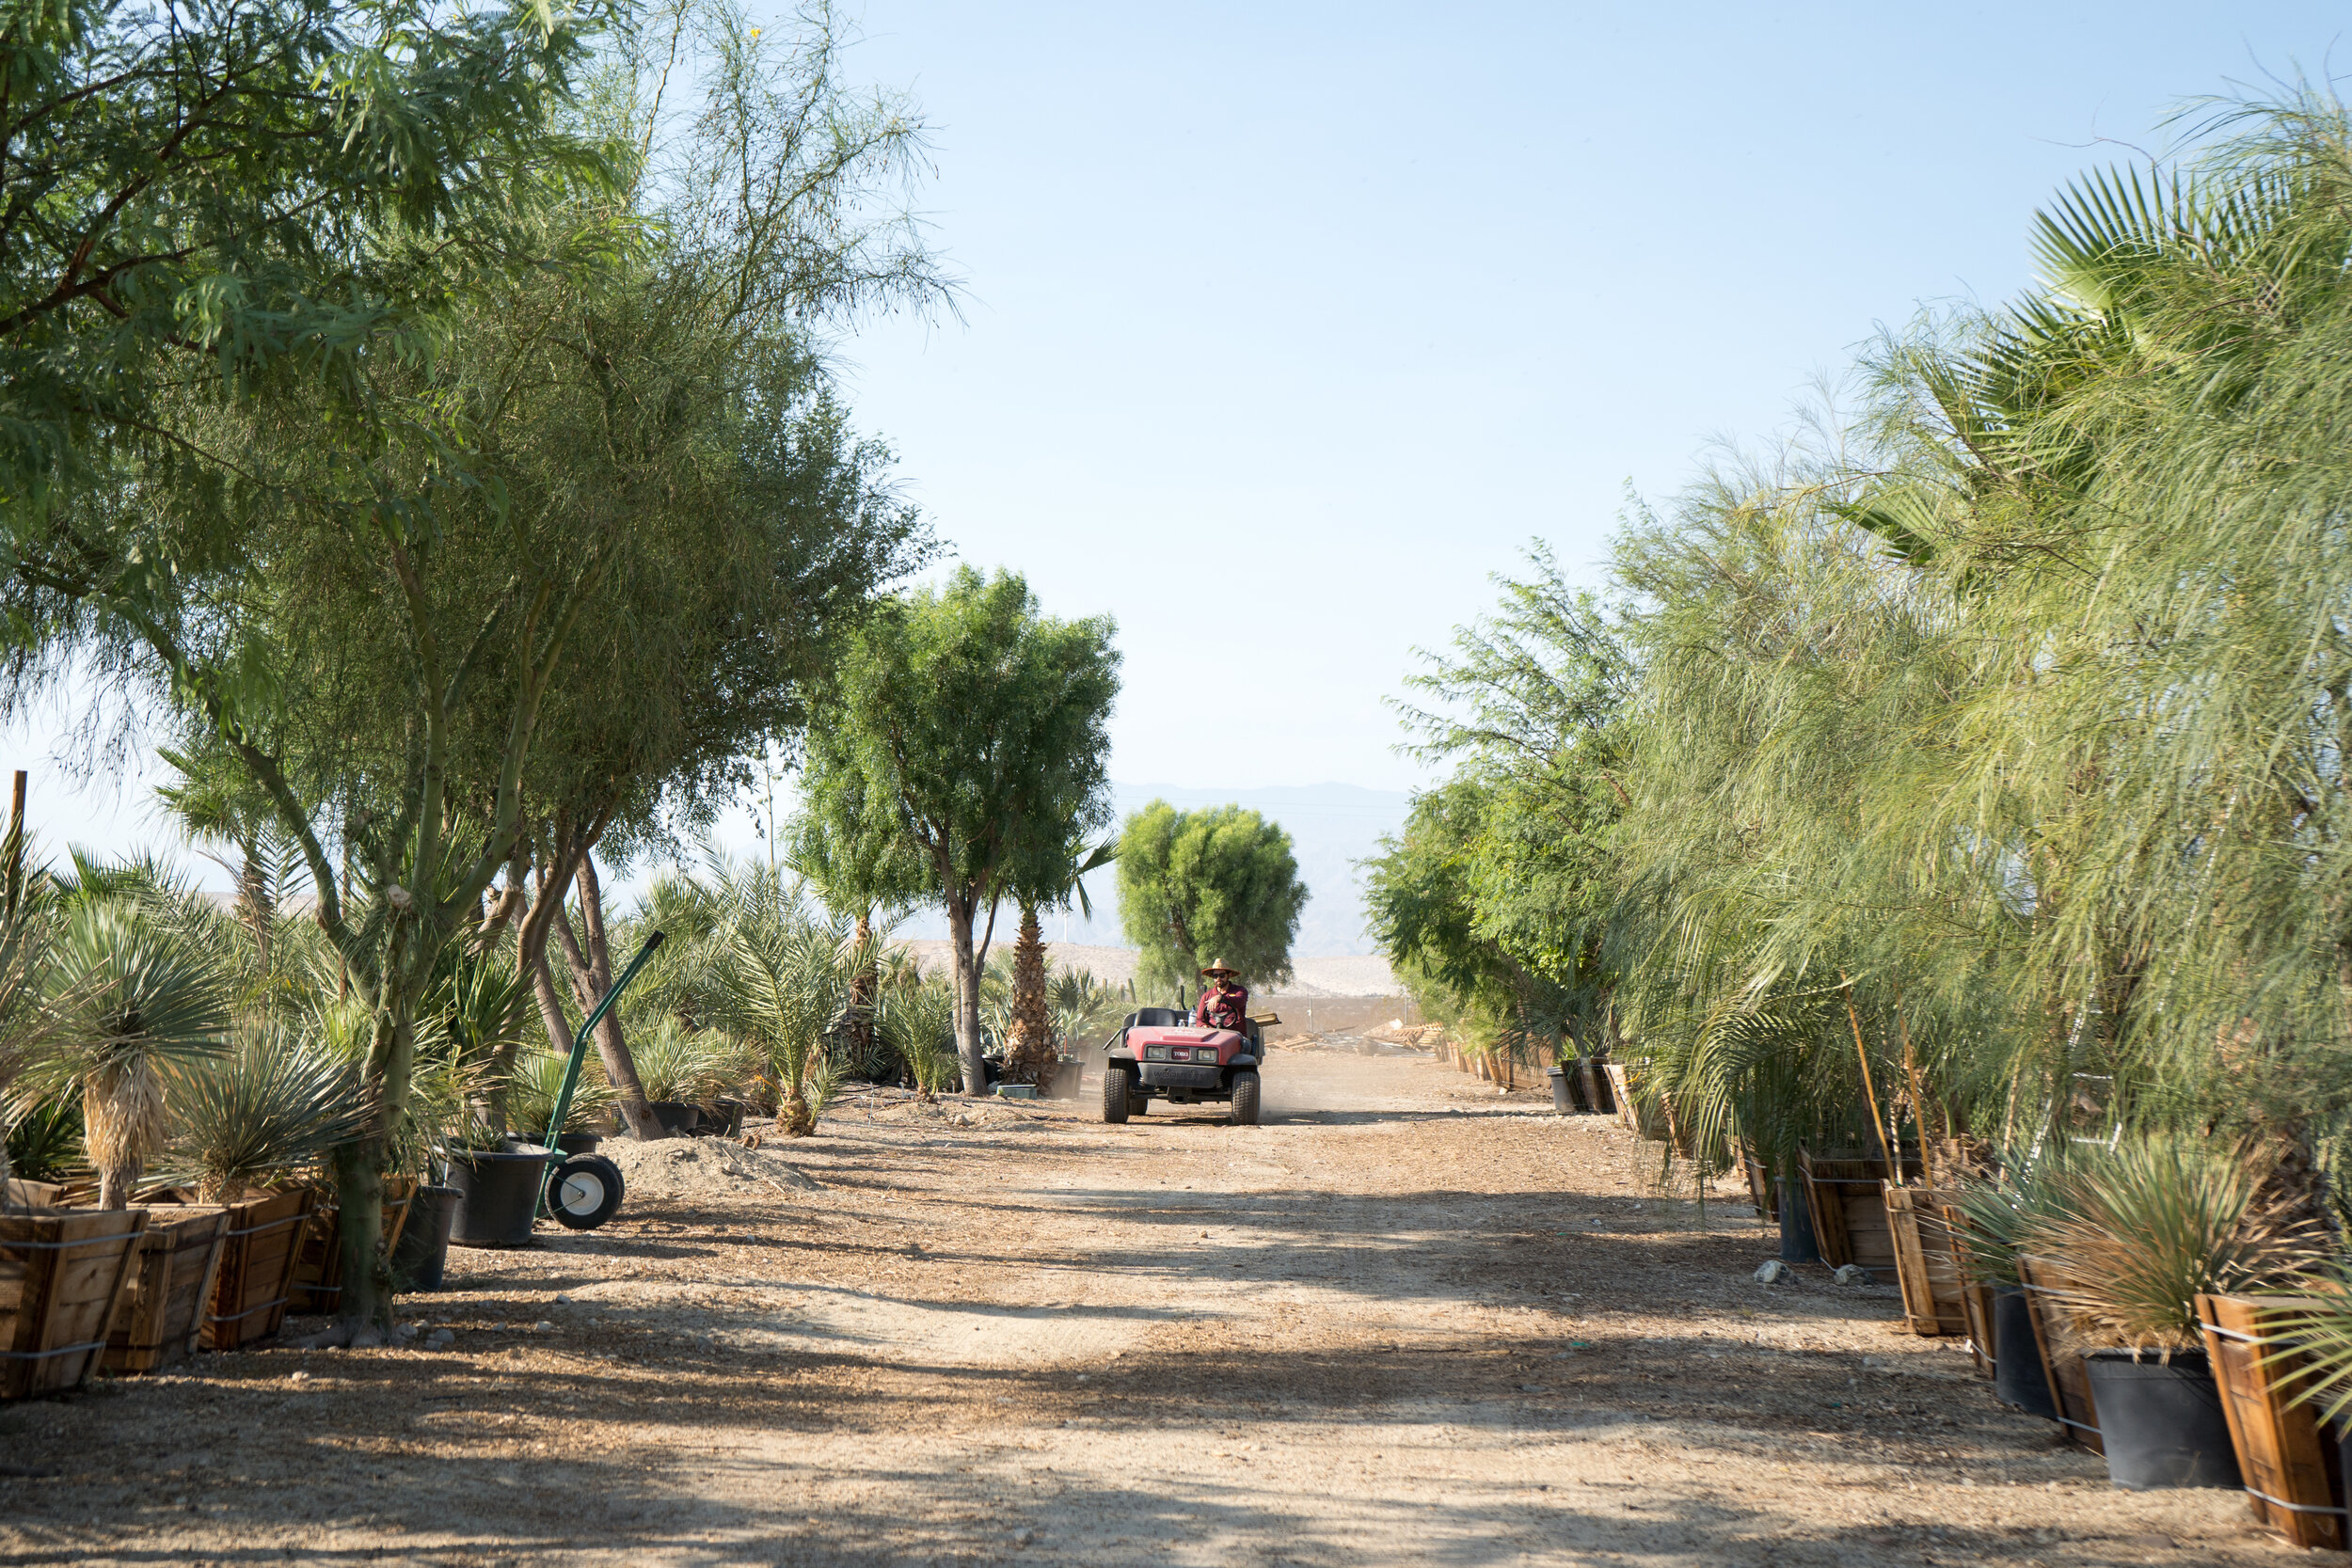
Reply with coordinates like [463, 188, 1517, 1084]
[1195, 959, 1248, 1032]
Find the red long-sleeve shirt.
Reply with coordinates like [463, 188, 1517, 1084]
[1198, 981, 1249, 1031]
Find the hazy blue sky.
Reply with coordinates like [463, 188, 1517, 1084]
[827, 0, 2345, 794]
[8, 0, 2344, 880]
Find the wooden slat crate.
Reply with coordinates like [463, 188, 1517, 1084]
[204, 1188, 314, 1351]
[289, 1178, 418, 1315]
[1736, 1146, 1777, 1221]
[1938, 1200, 1998, 1377]
[0, 1207, 150, 1399]
[1884, 1185, 1968, 1336]
[1604, 1062, 1671, 1140]
[2018, 1254, 2104, 1453]
[1576, 1058, 1613, 1116]
[2198, 1291, 2349, 1550]
[1796, 1148, 1920, 1273]
[102, 1205, 230, 1375]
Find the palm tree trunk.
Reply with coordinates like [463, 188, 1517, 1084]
[1006, 903, 1053, 1085]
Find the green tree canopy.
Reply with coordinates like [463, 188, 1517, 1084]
[800, 566, 1119, 1091]
[1117, 802, 1305, 999]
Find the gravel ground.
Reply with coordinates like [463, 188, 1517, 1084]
[0, 1043, 2297, 1566]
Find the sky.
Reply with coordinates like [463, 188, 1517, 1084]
[5, 0, 2344, 928]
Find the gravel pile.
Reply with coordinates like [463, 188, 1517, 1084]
[601, 1136, 820, 1199]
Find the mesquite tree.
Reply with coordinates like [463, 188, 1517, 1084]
[800, 568, 1119, 1094]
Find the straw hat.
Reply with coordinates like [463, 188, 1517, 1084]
[1200, 958, 1238, 977]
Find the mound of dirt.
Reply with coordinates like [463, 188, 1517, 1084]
[868, 1099, 1037, 1131]
[602, 1136, 821, 1200]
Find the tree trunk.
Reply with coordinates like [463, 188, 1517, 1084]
[848, 908, 877, 1077]
[552, 861, 663, 1141]
[1006, 903, 1055, 1085]
[946, 899, 985, 1095]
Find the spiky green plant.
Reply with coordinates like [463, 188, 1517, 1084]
[4, 1094, 81, 1185]
[628, 1019, 739, 1106]
[878, 970, 961, 1097]
[2022, 1134, 2320, 1351]
[30, 903, 230, 1206]
[157, 1024, 369, 1201]
[506, 1050, 616, 1139]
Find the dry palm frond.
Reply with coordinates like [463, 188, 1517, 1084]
[2025, 1133, 2322, 1351]
[155, 1023, 368, 1201]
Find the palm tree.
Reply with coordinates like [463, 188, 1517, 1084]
[32, 903, 230, 1207]
[1000, 836, 1115, 1088]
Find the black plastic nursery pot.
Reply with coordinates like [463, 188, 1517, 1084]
[389, 1183, 461, 1289]
[647, 1101, 702, 1136]
[447, 1148, 560, 1248]
[554, 1132, 604, 1156]
[2083, 1349, 2241, 1490]
[1774, 1179, 1823, 1265]
[1545, 1066, 1575, 1115]
[1993, 1286, 2060, 1419]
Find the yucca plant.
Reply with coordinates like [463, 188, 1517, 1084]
[1949, 1144, 2085, 1287]
[628, 1018, 739, 1106]
[29, 903, 230, 1207]
[2024, 1134, 2320, 1352]
[4, 1093, 82, 1185]
[157, 1023, 369, 1201]
[505, 1050, 615, 1139]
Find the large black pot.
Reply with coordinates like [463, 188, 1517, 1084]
[1775, 1178, 1822, 1265]
[647, 1101, 701, 1136]
[1994, 1285, 2059, 1418]
[446, 1148, 559, 1248]
[389, 1183, 461, 1289]
[554, 1132, 603, 1156]
[2084, 1349, 2241, 1490]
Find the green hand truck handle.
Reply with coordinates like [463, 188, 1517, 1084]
[536, 929, 666, 1213]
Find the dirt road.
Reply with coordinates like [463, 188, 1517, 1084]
[0, 1046, 2291, 1566]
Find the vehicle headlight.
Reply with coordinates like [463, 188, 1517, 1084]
[1145, 1045, 1169, 1061]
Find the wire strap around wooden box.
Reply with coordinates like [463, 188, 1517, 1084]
[223, 1212, 305, 1241]
[2054, 1414, 2101, 1436]
[2245, 1486, 2350, 1518]
[0, 1231, 141, 1251]
[208, 1293, 289, 1326]
[0, 1338, 103, 1361]
[2196, 1322, 2347, 1519]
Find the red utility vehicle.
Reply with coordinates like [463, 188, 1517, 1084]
[1099, 1006, 1268, 1125]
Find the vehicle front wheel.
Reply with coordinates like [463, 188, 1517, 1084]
[1231, 1071, 1261, 1127]
[1103, 1065, 1134, 1124]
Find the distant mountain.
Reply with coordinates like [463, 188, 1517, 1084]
[896, 781, 1412, 958]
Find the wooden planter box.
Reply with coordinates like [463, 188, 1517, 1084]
[1736, 1147, 1777, 1221]
[2018, 1254, 2104, 1453]
[1795, 1148, 1919, 1273]
[2198, 1291, 2349, 1550]
[1576, 1058, 1613, 1116]
[1884, 1184, 1968, 1337]
[102, 1205, 230, 1374]
[0, 1208, 150, 1399]
[1938, 1201, 1997, 1378]
[204, 1188, 315, 1351]
[290, 1178, 417, 1315]
[1603, 1062, 1671, 1139]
